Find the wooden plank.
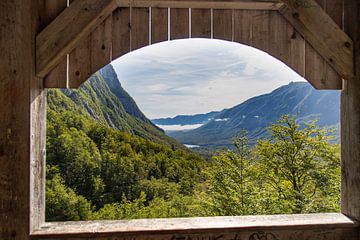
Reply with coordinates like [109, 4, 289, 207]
[279, 0, 354, 80]
[305, 43, 341, 89]
[36, 0, 118, 78]
[325, 0, 343, 29]
[298, 0, 341, 89]
[90, 15, 112, 74]
[31, 213, 358, 239]
[191, 9, 211, 38]
[68, 36, 92, 88]
[233, 10, 253, 46]
[0, 0, 40, 238]
[151, 7, 168, 44]
[268, 12, 305, 77]
[170, 8, 189, 40]
[341, 0, 360, 221]
[38, 0, 67, 88]
[117, 0, 284, 10]
[131, 7, 149, 51]
[213, 9, 233, 41]
[251, 11, 270, 52]
[112, 7, 131, 60]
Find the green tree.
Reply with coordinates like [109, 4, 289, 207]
[205, 130, 261, 215]
[256, 115, 340, 213]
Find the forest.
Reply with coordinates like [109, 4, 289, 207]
[46, 104, 340, 221]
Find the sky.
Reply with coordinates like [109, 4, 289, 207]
[112, 39, 305, 119]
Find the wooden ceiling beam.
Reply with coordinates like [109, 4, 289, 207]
[36, 0, 117, 78]
[279, 0, 354, 80]
[116, 0, 284, 10]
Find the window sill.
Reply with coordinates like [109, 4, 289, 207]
[31, 213, 358, 239]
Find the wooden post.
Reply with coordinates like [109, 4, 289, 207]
[0, 0, 45, 239]
[341, 0, 360, 220]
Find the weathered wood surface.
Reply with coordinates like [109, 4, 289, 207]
[170, 8, 189, 40]
[0, 0, 45, 239]
[112, 7, 131, 59]
[213, 9, 233, 41]
[279, 0, 354, 80]
[31, 213, 358, 239]
[40, 0, 67, 88]
[117, 0, 284, 10]
[341, 0, 360, 221]
[191, 9, 211, 38]
[151, 7, 168, 43]
[131, 7, 150, 51]
[36, 0, 118, 78]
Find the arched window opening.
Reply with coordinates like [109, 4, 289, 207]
[45, 38, 340, 221]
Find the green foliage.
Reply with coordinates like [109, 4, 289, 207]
[256, 115, 340, 213]
[46, 85, 340, 220]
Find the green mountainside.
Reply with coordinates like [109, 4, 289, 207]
[47, 64, 183, 149]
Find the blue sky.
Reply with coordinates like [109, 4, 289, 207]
[112, 39, 305, 119]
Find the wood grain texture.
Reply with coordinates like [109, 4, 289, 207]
[31, 213, 358, 239]
[279, 0, 353, 80]
[341, 0, 360, 220]
[91, 15, 112, 74]
[251, 11, 270, 52]
[0, 0, 38, 238]
[68, 35, 92, 88]
[213, 9, 233, 41]
[112, 7, 131, 60]
[131, 7, 150, 51]
[36, 0, 117, 78]
[233, 10, 253, 45]
[39, 0, 67, 88]
[151, 7, 168, 43]
[170, 8, 189, 39]
[117, 0, 284, 10]
[191, 8, 211, 38]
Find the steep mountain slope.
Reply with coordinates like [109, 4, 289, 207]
[47, 64, 183, 149]
[169, 82, 340, 147]
[152, 111, 223, 126]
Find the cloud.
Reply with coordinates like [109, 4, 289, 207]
[112, 39, 305, 119]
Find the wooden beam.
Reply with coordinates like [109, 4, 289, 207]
[117, 0, 284, 10]
[279, 0, 354, 80]
[36, 0, 118, 78]
[31, 213, 358, 239]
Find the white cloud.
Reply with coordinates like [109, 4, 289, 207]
[112, 39, 305, 119]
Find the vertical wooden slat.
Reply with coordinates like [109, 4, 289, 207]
[289, 29, 305, 77]
[131, 7, 150, 51]
[233, 10, 253, 45]
[268, 12, 305, 77]
[68, 36, 92, 88]
[170, 8, 189, 40]
[213, 9, 233, 41]
[112, 7, 131, 60]
[341, 0, 360, 221]
[325, 0, 343, 29]
[91, 15, 112, 74]
[40, 0, 67, 88]
[151, 7, 168, 44]
[191, 9, 211, 38]
[303, 0, 342, 89]
[251, 11, 270, 53]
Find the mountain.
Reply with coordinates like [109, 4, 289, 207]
[47, 64, 183, 149]
[168, 82, 340, 147]
[152, 111, 223, 126]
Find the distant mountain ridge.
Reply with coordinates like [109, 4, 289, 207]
[167, 82, 340, 147]
[47, 64, 183, 149]
[152, 111, 223, 126]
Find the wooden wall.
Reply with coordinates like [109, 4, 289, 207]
[0, 0, 359, 239]
[42, 1, 344, 90]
